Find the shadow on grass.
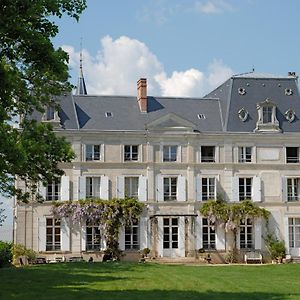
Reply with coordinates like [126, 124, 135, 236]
[0, 263, 299, 300]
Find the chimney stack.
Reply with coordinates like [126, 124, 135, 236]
[137, 78, 147, 113]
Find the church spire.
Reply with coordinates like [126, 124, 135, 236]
[76, 39, 87, 95]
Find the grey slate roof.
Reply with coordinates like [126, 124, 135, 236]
[53, 72, 300, 134]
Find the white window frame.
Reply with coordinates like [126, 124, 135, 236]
[202, 218, 216, 250]
[125, 219, 139, 250]
[286, 147, 300, 163]
[289, 218, 300, 248]
[46, 218, 61, 251]
[240, 218, 254, 250]
[46, 179, 61, 201]
[287, 178, 300, 202]
[255, 99, 280, 132]
[163, 145, 177, 162]
[238, 146, 252, 163]
[124, 145, 139, 162]
[163, 177, 177, 201]
[86, 222, 101, 251]
[202, 177, 216, 201]
[85, 144, 101, 161]
[86, 176, 101, 199]
[124, 177, 139, 199]
[239, 177, 252, 201]
[200, 146, 216, 163]
[163, 217, 179, 249]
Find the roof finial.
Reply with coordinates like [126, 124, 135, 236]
[76, 37, 87, 95]
[252, 65, 255, 72]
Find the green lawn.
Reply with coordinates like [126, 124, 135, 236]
[0, 262, 299, 300]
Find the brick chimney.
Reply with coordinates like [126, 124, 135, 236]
[137, 78, 147, 113]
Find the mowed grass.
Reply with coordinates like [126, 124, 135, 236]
[0, 262, 300, 300]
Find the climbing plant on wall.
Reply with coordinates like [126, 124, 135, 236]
[51, 198, 144, 259]
[200, 198, 270, 251]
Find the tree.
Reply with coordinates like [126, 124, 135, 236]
[0, 202, 6, 226]
[200, 199, 270, 251]
[0, 1, 87, 201]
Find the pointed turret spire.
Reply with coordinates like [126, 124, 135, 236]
[76, 39, 87, 95]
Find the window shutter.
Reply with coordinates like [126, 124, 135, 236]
[284, 216, 290, 253]
[78, 176, 86, 200]
[177, 145, 182, 162]
[252, 176, 261, 202]
[195, 175, 202, 201]
[282, 177, 287, 202]
[214, 176, 219, 200]
[195, 216, 202, 249]
[61, 218, 70, 252]
[119, 227, 125, 251]
[254, 218, 262, 250]
[116, 176, 125, 199]
[100, 175, 109, 200]
[38, 217, 46, 252]
[231, 176, 239, 202]
[177, 175, 186, 201]
[38, 182, 47, 200]
[157, 217, 163, 257]
[178, 217, 185, 256]
[216, 225, 226, 250]
[81, 224, 86, 252]
[60, 175, 70, 201]
[138, 175, 147, 202]
[139, 217, 148, 249]
[156, 174, 164, 202]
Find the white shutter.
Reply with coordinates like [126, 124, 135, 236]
[231, 176, 239, 202]
[196, 175, 202, 201]
[252, 176, 261, 202]
[216, 225, 226, 250]
[195, 216, 202, 249]
[178, 217, 185, 257]
[38, 182, 47, 200]
[78, 176, 86, 200]
[100, 175, 109, 200]
[254, 218, 262, 250]
[284, 216, 290, 254]
[156, 174, 164, 202]
[214, 176, 219, 200]
[282, 177, 287, 202]
[139, 217, 148, 249]
[116, 176, 125, 199]
[61, 218, 70, 252]
[38, 217, 46, 252]
[119, 227, 125, 251]
[177, 145, 182, 162]
[81, 223, 86, 252]
[157, 217, 163, 257]
[60, 175, 70, 201]
[177, 175, 186, 202]
[138, 175, 147, 202]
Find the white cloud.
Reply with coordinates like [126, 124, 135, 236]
[63, 35, 233, 97]
[194, 0, 234, 14]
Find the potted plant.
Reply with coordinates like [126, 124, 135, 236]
[265, 234, 286, 263]
[142, 247, 151, 257]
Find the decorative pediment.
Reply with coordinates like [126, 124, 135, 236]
[146, 113, 195, 131]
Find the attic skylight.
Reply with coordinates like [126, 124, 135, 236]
[285, 109, 295, 123]
[285, 88, 293, 96]
[238, 88, 246, 95]
[197, 114, 206, 119]
[105, 112, 113, 117]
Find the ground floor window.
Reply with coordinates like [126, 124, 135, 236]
[86, 222, 101, 251]
[289, 218, 300, 248]
[240, 218, 253, 249]
[125, 219, 139, 250]
[163, 217, 178, 249]
[202, 218, 216, 249]
[46, 218, 61, 251]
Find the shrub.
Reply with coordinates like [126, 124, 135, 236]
[265, 234, 286, 261]
[0, 241, 13, 267]
[13, 244, 37, 264]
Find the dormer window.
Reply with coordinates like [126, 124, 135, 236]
[255, 98, 281, 132]
[46, 106, 55, 121]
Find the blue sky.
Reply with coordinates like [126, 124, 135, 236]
[52, 0, 300, 97]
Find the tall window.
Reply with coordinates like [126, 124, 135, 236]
[262, 106, 273, 123]
[201, 146, 215, 162]
[239, 147, 252, 163]
[202, 178, 215, 200]
[289, 218, 300, 248]
[287, 178, 300, 202]
[46, 106, 55, 120]
[239, 178, 252, 201]
[163, 146, 177, 162]
[286, 147, 299, 163]
[124, 145, 138, 161]
[86, 144, 101, 161]
[202, 218, 216, 250]
[86, 177, 100, 199]
[46, 218, 61, 251]
[125, 219, 139, 250]
[240, 219, 253, 249]
[46, 180, 61, 201]
[163, 218, 178, 249]
[125, 177, 138, 198]
[86, 222, 101, 251]
[163, 177, 177, 201]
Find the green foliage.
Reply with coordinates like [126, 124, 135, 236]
[224, 249, 239, 264]
[0, 0, 86, 201]
[0, 241, 13, 267]
[12, 244, 37, 264]
[264, 234, 286, 260]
